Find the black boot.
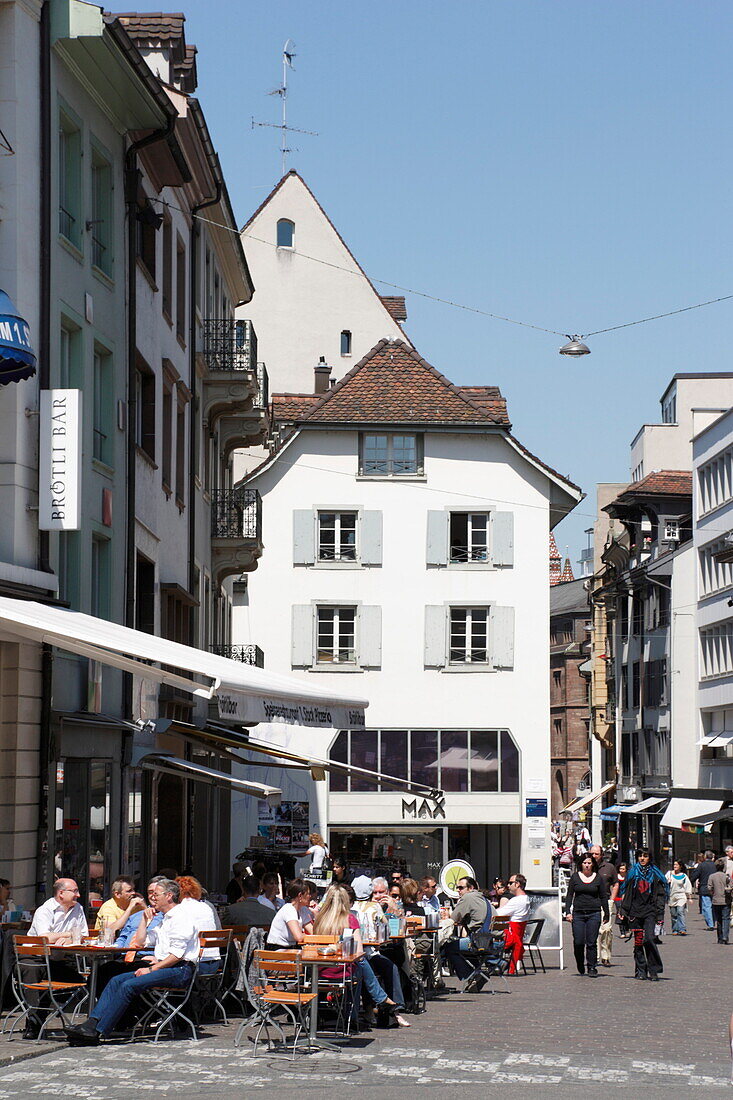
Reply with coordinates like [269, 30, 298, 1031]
[573, 944, 585, 975]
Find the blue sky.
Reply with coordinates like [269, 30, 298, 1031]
[130, 0, 733, 562]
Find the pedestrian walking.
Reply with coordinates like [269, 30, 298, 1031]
[690, 850, 717, 930]
[565, 854, 609, 977]
[590, 843, 618, 967]
[665, 860, 692, 935]
[612, 862, 631, 940]
[617, 849, 668, 981]
[708, 858, 732, 944]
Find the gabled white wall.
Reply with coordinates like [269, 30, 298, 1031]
[239, 174, 409, 395]
[231, 425, 574, 888]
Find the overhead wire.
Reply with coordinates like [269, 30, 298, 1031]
[149, 196, 733, 345]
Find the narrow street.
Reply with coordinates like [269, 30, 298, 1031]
[0, 910, 731, 1096]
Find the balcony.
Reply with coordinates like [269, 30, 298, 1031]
[201, 319, 259, 428]
[217, 360, 270, 456]
[210, 488, 263, 585]
[209, 643, 264, 667]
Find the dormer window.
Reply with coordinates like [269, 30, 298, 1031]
[277, 218, 294, 248]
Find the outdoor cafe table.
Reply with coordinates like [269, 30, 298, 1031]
[50, 944, 129, 1010]
[299, 947, 363, 1046]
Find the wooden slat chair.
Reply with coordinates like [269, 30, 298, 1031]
[302, 934, 357, 1037]
[192, 929, 232, 1025]
[8, 936, 87, 1040]
[236, 949, 315, 1057]
[221, 924, 253, 1013]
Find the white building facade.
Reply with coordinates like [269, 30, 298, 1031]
[230, 339, 582, 888]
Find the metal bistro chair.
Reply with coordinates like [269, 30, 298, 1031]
[521, 918, 546, 974]
[132, 940, 202, 1043]
[462, 929, 513, 995]
[236, 949, 316, 1058]
[8, 936, 87, 1040]
[192, 929, 232, 1025]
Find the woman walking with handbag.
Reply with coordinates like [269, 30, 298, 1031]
[565, 854, 609, 977]
[665, 859, 692, 935]
[708, 858, 732, 944]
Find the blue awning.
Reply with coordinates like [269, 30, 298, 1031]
[599, 804, 622, 819]
[0, 290, 36, 385]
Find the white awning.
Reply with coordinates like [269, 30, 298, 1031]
[562, 780, 615, 813]
[0, 596, 367, 728]
[617, 796, 667, 815]
[661, 797, 724, 831]
[139, 753, 282, 803]
[697, 733, 733, 747]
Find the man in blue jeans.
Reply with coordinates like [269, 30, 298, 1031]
[65, 878, 199, 1045]
[691, 850, 717, 930]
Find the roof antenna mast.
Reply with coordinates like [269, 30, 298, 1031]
[251, 39, 318, 175]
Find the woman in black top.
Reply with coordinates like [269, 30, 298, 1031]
[565, 854, 609, 977]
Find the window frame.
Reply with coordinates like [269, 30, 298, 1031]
[340, 329, 352, 356]
[449, 510, 490, 564]
[134, 359, 156, 463]
[90, 139, 113, 277]
[276, 218, 295, 248]
[58, 103, 82, 250]
[448, 605, 490, 666]
[358, 432, 424, 478]
[317, 510, 358, 563]
[315, 604, 358, 667]
[92, 343, 113, 468]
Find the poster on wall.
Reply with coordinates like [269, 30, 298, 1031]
[257, 798, 309, 850]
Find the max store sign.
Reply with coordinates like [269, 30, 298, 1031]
[402, 796, 446, 820]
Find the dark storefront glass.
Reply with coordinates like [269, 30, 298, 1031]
[439, 730, 468, 791]
[350, 730, 378, 791]
[411, 730, 438, 788]
[329, 730, 348, 791]
[380, 730, 408, 789]
[500, 731, 519, 792]
[470, 730, 498, 792]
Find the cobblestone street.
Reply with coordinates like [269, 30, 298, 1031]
[1, 909, 732, 1096]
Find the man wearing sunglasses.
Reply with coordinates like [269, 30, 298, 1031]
[443, 877, 490, 989]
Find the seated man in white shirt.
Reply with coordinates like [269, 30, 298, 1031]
[23, 879, 89, 1037]
[65, 878, 199, 1045]
[29, 878, 88, 943]
[498, 873, 532, 975]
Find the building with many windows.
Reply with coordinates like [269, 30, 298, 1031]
[229, 338, 582, 887]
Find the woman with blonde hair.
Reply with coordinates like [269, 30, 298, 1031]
[307, 832, 329, 875]
[315, 886, 407, 1027]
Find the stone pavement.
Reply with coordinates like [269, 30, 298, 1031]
[0, 907, 731, 1095]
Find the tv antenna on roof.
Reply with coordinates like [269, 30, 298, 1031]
[251, 39, 318, 175]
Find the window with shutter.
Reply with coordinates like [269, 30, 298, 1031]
[293, 510, 315, 565]
[491, 606, 515, 670]
[426, 512, 448, 566]
[360, 511, 383, 566]
[359, 606, 382, 668]
[291, 605, 314, 667]
[424, 606, 447, 667]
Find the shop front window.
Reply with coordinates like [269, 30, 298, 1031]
[53, 758, 111, 903]
[329, 728, 520, 793]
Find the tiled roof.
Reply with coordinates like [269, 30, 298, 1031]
[294, 339, 511, 426]
[380, 296, 407, 321]
[549, 532, 561, 560]
[114, 12, 185, 38]
[621, 470, 692, 497]
[561, 556, 575, 583]
[271, 393, 320, 421]
[241, 171, 413, 344]
[457, 386, 509, 424]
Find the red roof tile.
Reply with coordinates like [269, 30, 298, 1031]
[272, 393, 320, 421]
[114, 12, 185, 38]
[294, 339, 511, 426]
[380, 296, 407, 321]
[457, 386, 509, 424]
[620, 470, 692, 498]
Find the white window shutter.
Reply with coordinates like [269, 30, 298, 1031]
[491, 605, 515, 669]
[291, 604, 313, 667]
[492, 511, 514, 567]
[360, 511, 383, 566]
[293, 510, 315, 565]
[426, 511, 448, 566]
[424, 605, 446, 667]
[359, 605, 382, 668]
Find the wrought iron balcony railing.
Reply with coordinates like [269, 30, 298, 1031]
[256, 361, 269, 409]
[210, 643, 264, 667]
[211, 488, 262, 541]
[202, 319, 257, 373]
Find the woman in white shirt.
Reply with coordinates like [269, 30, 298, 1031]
[266, 880, 314, 948]
[175, 876, 220, 974]
[307, 833, 328, 875]
[257, 872, 285, 911]
[666, 859, 692, 935]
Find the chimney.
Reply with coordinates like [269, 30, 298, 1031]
[314, 356, 332, 395]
